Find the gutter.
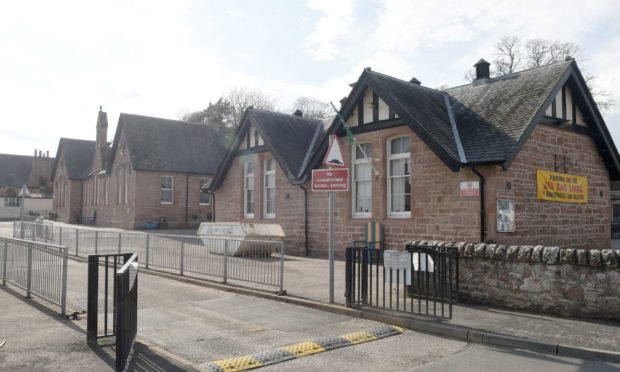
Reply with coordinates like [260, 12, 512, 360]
[471, 165, 485, 242]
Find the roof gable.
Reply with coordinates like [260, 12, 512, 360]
[52, 138, 95, 180]
[209, 109, 324, 191]
[316, 69, 462, 171]
[109, 113, 226, 175]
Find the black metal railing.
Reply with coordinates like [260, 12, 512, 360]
[345, 245, 458, 319]
[87, 253, 138, 372]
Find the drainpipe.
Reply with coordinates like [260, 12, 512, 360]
[299, 184, 309, 256]
[471, 165, 485, 242]
[210, 192, 215, 221]
[185, 174, 189, 226]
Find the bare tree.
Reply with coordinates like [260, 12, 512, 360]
[524, 39, 581, 68]
[225, 87, 276, 128]
[494, 36, 521, 75]
[290, 96, 332, 119]
[463, 36, 614, 112]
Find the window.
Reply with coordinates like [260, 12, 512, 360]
[117, 167, 122, 205]
[161, 176, 173, 204]
[200, 178, 211, 204]
[244, 161, 255, 217]
[4, 197, 20, 207]
[614, 204, 620, 222]
[264, 158, 276, 218]
[84, 182, 88, 206]
[387, 137, 411, 217]
[124, 167, 129, 204]
[62, 180, 66, 207]
[254, 130, 259, 147]
[94, 174, 98, 205]
[104, 178, 108, 205]
[352, 143, 372, 217]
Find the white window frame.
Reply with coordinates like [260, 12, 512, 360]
[161, 175, 173, 204]
[244, 160, 255, 218]
[4, 197, 20, 207]
[352, 143, 372, 218]
[387, 136, 412, 218]
[263, 158, 276, 218]
[199, 177, 211, 205]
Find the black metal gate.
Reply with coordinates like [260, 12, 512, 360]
[87, 253, 138, 371]
[345, 244, 458, 319]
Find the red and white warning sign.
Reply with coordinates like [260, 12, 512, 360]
[323, 135, 346, 167]
[311, 169, 349, 192]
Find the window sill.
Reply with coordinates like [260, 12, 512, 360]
[353, 214, 372, 219]
[161, 202, 173, 205]
[199, 203, 210, 206]
[264, 215, 276, 219]
[388, 213, 411, 219]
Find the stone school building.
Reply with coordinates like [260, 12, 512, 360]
[52, 108, 226, 229]
[209, 59, 619, 257]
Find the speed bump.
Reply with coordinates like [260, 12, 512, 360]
[202, 324, 404, 371]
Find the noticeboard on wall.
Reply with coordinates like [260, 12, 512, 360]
[497, 199, 515, 233]
[536, 169, 588, 204]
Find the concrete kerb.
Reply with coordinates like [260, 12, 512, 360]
[65, 254, 620, 364]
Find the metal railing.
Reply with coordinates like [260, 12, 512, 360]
[15, 221, 284, 292]
[1, 236, 68, 315]
[345, 245, 457, 319]
[87, 253, 138, 372]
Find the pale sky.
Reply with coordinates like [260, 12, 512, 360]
[2, 0, 620, 156]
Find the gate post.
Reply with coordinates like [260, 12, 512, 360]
[2, 239, 7, 286]
[26, 242, 33, 298]
[60, 247, 68, 316]
[117, 232, 122, 253]
[345, 247, 353, 306]
[75, 229, 79, 257]
[180, 237, 185, 275]
[361, 248, 369, 304]
[59, 227, 63, 246]
[279, 241, 284, 294]
[87, 255, 99, 346]
[223, 240, 228, 283]
[145, 234, 150, 270]
[95, 231, 99, 255]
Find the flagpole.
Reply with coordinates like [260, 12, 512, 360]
[329, 102, 379, 176]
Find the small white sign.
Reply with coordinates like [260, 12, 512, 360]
[497, 199, 515, 232]
[383, 250, 411, 285]
[460, 181, 479, 197]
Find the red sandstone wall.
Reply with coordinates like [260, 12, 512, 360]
[484, 124, 610, 249]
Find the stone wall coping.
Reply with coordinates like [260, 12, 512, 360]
[405, 240, 620, 269]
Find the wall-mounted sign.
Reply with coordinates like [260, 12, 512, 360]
[383, 250, 411, 285]
[536, 169, 588, 204]
[497, 199, 515, 233]
[311, 169, 349, 192]
[460, 181, 480, 197]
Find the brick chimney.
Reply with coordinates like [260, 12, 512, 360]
[96, 105, 108, 149]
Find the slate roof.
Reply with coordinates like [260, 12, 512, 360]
[247, 110, 324, 181]
[315, 60, 620, 177]
[110, 113, 226, 174]
[209, 109, 324, 190]
[446, 61, 571, 163]
[0, 154, 34, 187]
[52, 138, 96, 180]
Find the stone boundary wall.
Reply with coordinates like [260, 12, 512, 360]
[407, 240, 620, 319]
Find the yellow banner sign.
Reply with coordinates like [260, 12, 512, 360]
[536, 170, 588, 204]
